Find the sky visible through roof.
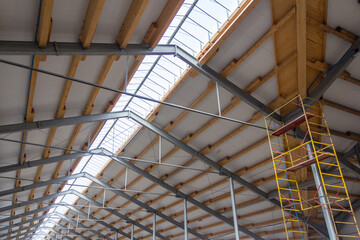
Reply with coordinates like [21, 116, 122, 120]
[32, 0, 244, 239]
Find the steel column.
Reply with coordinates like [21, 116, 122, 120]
[131, 224, 134, 240]
[0, 202, 126, 240]
[72, 190, 169, 240]
[0, 111, 129, 134]
[307, 143, 337, 240]
[52, 213, 112, 240]
[153, 214, 156, 240]
[128, 111, 328, 238]
[101, 149, 262, 240]
[229, 177, 240, 240]
[50, 220, 92, 240]
[7, 228, 66, 240]
[184, 199, 188, 240]
[84, 173, 207, 239]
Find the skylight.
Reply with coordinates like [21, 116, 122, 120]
[33, 0, 244, 238]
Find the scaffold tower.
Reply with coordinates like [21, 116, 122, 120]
[265, 95, 360, 240]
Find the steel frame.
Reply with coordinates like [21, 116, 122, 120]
[1, 37, 357, 239]
[0, 201, 133, 240]
[8, 228, 64, 240]
[0, 40, 281, 121]
[0, 110, 328, 238]
[282, 37, 360, 123]
[0, 172, 207, 240]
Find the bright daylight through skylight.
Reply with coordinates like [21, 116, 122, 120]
[33, 0, 245, 238]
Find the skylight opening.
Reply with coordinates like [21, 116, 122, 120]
[34, 0, 245, 238]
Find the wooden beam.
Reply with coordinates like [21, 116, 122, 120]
[37, 0, 54, 47]
[143, 0, 184, 47]
[117, 0, 149, 47]
[296, 0, 306, 96]
[43, 0, 174, 232]
[87, 95, 292, 235]
[15, 0, 54, 232]
[321, 99, 360, 117]
[306, 16, 357, 43]
[79, 0, 106, 48]
[198, 0, 261, 65]
[221, 7, 295, 77]
[77, 54, 296, 233]
[307, 59, 360, 87]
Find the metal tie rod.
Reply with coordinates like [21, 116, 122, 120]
[0, 58, 271, 131]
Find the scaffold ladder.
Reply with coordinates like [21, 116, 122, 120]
[264, 95, 360, 240]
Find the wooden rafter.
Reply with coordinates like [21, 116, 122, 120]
[8, 1, 358, 239]
[83, 53, 296, 235]
[13, 0, 54, 233]
[48, 0, 182, 235]
[79, 0, 106, 48]
[23, 0, 105, 231]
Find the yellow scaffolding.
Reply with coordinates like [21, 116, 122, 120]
[264, 95, 360, 240]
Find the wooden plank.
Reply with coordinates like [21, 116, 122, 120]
[79, 0, 106, 48]
[286, 154, 331, 171]
[271, 113, 313, 136]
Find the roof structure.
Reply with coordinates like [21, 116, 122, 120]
[0, 0, 359, 239]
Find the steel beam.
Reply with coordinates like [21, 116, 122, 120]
[0, 173, 85, 198]
[99, 152, 262, 239]
[0, 41, 177, 56]
[9, 228, 64, 240]
[51, 213, 112, 240]
[0, 152, 91, 174]
[327, 144, 360, 177]
[0, 173, 205, 240]
[0, 222, 42, 238]
[0, 190, 68, 214]
[49, 220, 92, 240]
[0, 220, 82, 240]
[0, 214, 49, 233]
[283, 38, 360, 123]
[0, 41, 281, 122]
[354, 143, 360, 165]
[0, 203, 130, 240]
[0, 111, 129, 134]
[309, 38, 360, 100]
[0, 110, 327, 238]
[128, 111, 328, 238]
[174, 47, 282, 121]
[84, 173, 208, 240]
[71, 190, 169, 240]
